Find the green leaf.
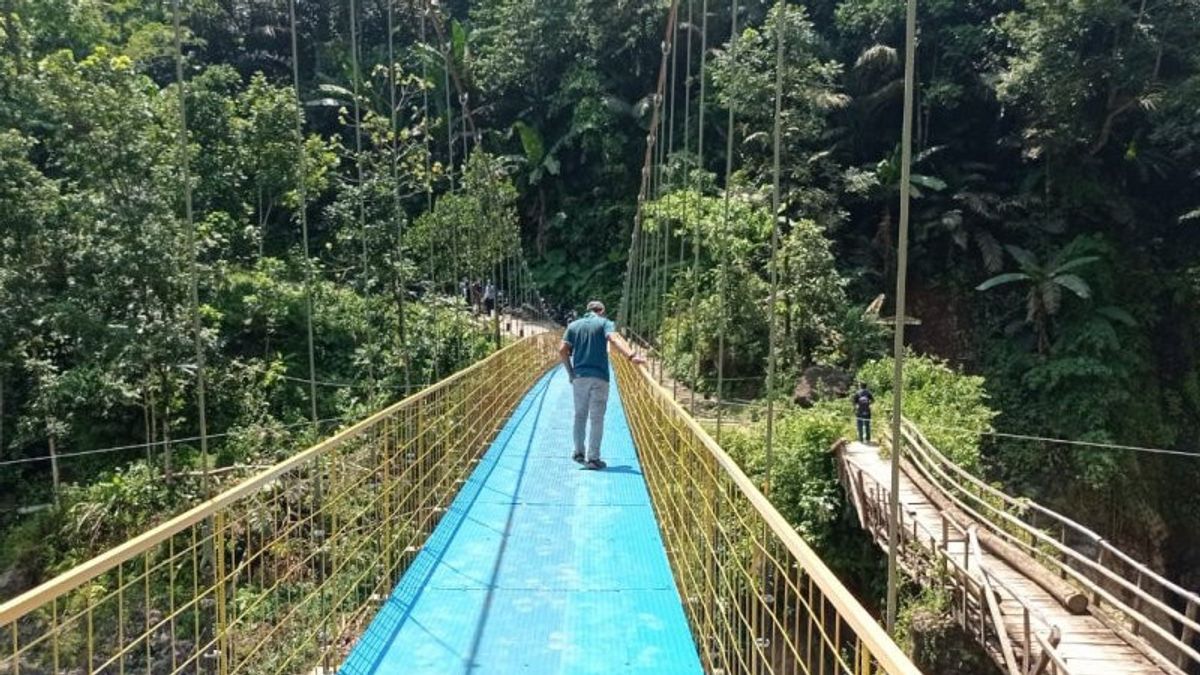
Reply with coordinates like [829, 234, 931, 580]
[512, 121, 545, 165]
[976, 272, 1029, 291]
[855, 44, 897, 70]
[451, 20, 468, 68]
[976, 231, 1004, 273]
[1096, 305, 1137, 327]
[1005, 245, 1038, 270]
[316, 83, 354, 100]
[1052, 255, 1099, 275]
[909, 174, 947, 192]
[1053, 274, 1091, 299]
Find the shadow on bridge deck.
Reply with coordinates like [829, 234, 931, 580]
[340, 367, 702, 674]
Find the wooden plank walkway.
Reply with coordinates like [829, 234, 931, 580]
[838, 441, 1172, 675]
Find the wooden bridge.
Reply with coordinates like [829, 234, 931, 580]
[837, 421, 1200, 675]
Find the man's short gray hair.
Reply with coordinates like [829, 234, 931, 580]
[586, 300, 605, 314]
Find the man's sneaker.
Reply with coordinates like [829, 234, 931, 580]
[584, 459, 607, 470]
[572, 452, 585, 464]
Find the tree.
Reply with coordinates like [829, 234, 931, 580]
[999, 0, 1200, 162]
[976, 244, 1099, 355]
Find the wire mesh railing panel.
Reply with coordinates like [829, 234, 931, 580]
[613, 354, 918, 675]
[0, 333, 560, 675]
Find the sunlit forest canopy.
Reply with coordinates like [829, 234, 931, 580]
[0, 2, 1198, 656]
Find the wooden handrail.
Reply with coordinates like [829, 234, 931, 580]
[970, 527, 1022, 675]
[891, 420, 1200, 670]
[904, 420, 1200, 605]
[842, 454, 1068, 673]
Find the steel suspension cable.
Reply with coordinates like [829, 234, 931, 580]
[387, 0, 411, 391]
[349, 0, 376, 393]
[170, 0, 210, 495]
[715, 0, 739, 443]
[619, 0, 681, 331]
[461, 91, 476, 298]
[655, 81, 670, 334]
[443, 24, 460, 291]
[887, 0, 920, 634]
[643, 85, 666, 338]
[674, 0, 694, 397]
[671, 3, 697, 381]
[420, 0, 440, 382]
[287, 0, 319, 429]
[652, 96, 668, 338]
[659, 8, 683, 365]
[764, 1, 786, 494]
[671, 0, 692, 392]
[690, 0, 709, 416]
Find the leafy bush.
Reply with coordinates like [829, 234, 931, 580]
[722, 401, 847, 550]
[58, 462, 192, 564]
[894, 582, 995, 673]
[857, 353, 996, 469]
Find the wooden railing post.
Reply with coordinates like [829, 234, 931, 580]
[1131, 569, 1144, 635]
[1180, 599, 1198, 670]
[1023, 609, 1031, 675]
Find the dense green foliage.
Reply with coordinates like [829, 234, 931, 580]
[619, 0, 1200, 600]
[0, 0, 515, 594]
[1, 0, 1199, 637]
[858, 354, 996, 469]
[720, 354, 992, 568]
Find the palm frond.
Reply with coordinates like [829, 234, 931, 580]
[1004, 245, 1038, 270]
[1054, 273, 1091, 299]
[976, 272, 1029, 292]
[855, 44, 898, 70]
[1052, 255, 1100, 275]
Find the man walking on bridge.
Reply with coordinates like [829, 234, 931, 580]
[560, 300, 644, 470]
[852, 382, 874, 444]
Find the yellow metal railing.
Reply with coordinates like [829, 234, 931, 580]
[614, 354, 919, 675]
[0, 333, 559, 675]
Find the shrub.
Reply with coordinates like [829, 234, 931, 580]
[857, 353, 996, 470]
[722, 401, 847, 550]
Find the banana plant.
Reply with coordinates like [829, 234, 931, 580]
[976, 245, 1099, 354]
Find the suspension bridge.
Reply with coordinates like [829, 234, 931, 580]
[3, 334, 1197, 674]
[1, 0, 1197, 672]
[837, 425, 1200, 675]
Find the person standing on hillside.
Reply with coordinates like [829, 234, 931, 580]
[852, 382, 875, 444]
[559, 300, 645, 470]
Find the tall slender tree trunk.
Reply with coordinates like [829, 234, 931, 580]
[149, 388, 158, 468]
[258, 186, 266, 258]
[878, 206, 895, 284]
[160, 371, 173, 482]
[535, 187, 547, 255]
[47, 423, 60, 505]
[143, 390, 151, 464]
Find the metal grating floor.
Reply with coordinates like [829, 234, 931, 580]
[340, 367, 703, 674]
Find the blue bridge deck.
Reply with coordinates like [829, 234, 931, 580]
[341, 367, 703, 674]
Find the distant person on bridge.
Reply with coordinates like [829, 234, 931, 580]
[560, 300, 645, 470]
[483, 280, 497, 315]
[852, 383, 874, 444]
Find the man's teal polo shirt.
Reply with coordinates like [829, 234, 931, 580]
[563, 312, 616, 381]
